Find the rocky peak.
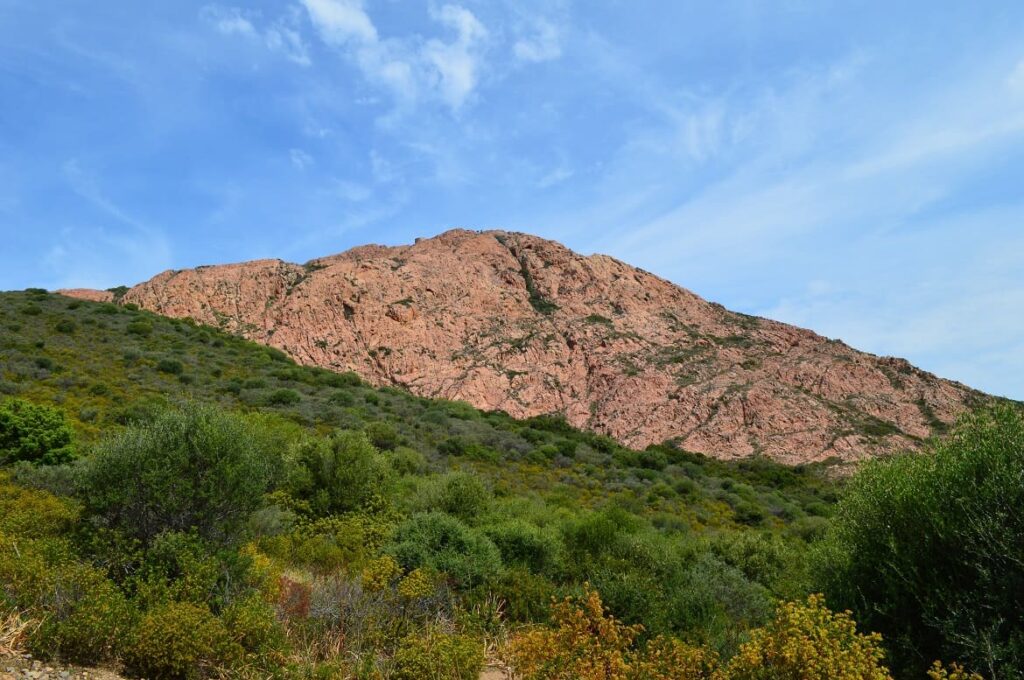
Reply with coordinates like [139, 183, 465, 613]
[60, 229, 984, 465]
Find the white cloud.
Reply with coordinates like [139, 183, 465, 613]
[301, 0, 377, 45]
[265, 23, 311, 66]
[201, 4, 311, 66]
[200, 5, 256, 36]
[290, 148, 314, 170]
[300, 0, 488, 112]
[514, 18, 561, 63]
[422, 5, 489, 110]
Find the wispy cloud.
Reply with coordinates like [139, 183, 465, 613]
[290, 148, 314, 170]
[300, 0, 489, 111]
[201, 4, 311, 65]
[422, 4, 489, 110]
[200, 5, 256, 37]
[513, 18, 561, 63]
[45, 161, 172, 289]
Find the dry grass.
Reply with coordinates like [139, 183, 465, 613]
[0, 610, 39, 656]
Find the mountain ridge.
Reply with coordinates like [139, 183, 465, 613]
[60, 228, 983, 464]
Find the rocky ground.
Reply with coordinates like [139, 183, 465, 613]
[61, 228, 984, 464]
[0, 654, 123, 680]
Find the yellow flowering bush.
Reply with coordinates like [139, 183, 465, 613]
[504, 588, 900, 680]
[503, 586, 645, 680]
[397, 567, 435, 599]
[926, 661, 983, 680]
[362, 554, 402, 592]
[633, 636, 722, 680]
[726, 594, 892, 680]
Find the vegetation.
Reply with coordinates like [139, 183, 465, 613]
[0, 289, 1018, 678]
[815, 405, 1024, 679]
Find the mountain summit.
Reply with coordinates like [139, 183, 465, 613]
[62, 229, 981, 464]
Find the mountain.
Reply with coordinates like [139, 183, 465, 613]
[61, 229, 983, 464]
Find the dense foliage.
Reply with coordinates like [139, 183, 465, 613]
[0, 289, 1018, 678]
[0, 397, 73, 464]
[815, 405, 1024, 679]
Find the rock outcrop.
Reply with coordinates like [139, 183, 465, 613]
[61, 229, 983, 464]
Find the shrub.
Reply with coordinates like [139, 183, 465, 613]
[19, 304, 41, 315]
[0, 474, 79, 537]
[392, 628, 483, 680]
[155, 358, 183, 375]
[364, 420, 400, 450]
[127, 320, 153, 336]
[80, 403, 282, 547]
[419, 472, 492, 522]
[0, 398, 74, 465]
[221, 593, 287, 663]
[388, 512, 502, 588]
[28, 563, 134, 665]
[125, 601, 242, 679]
[55, 319, 76, 334]
[389, 446, 427, 475]
[725, 594, 892, 680]
[814, 405, 1024, 678]
[502, 586, 642, 679]
[293, 431, 392, 514]
[484, 520, 563, 575]
[267, 388, 301, 406]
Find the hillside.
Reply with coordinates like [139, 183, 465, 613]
[0, 289, 835, 530]
[2, 290, 1019, 679]
[0, 287, 841, 677]
[63, 229, 983, 464]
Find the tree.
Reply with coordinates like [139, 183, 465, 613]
[0, 398, 74, 465]
[293, 430, 393, 515]
[80, 403, 282, 547]
[814, 405, 1024, 679]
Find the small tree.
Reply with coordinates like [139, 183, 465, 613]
[293, 430, 393, 515]
[0, 398, 74, 465]
[80, 403, 282, 547]
[815, 405, 1024, 679]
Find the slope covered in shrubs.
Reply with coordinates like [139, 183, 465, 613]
[0, 288, 1019, 679]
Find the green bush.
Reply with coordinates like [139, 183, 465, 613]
[815, 405, 1024, 679]
[127, 320, 153, 336]
[392, 628, 483, 680]
[221, 593, 286, 662]
[0, 398, 74, 465]
[364, 420, 400, 450]
[125, 601, 242, 679]
[80, 403, 283, 547]
[389, 446, 427, 475]
[267, 388, 301, 406]
[389, 512, 503, 588]
[29, 562, 134, 665]
[293, 430, 392, 515]
[55, 319, 76, 334]
[156, 358, 184, 375]
[483, 520, 563, 575]
[427, 472, 492, 522]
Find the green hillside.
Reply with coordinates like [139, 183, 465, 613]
[0, 289, 837, 531]
[2, 288, 1019, 679]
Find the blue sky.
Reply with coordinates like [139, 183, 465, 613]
[1, 1, 1023, 399]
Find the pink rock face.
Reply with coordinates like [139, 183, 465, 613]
[56, 288, 114, 303]
[62, 229, 984, 464]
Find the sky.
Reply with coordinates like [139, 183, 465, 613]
[1, 1, 1022, 400]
